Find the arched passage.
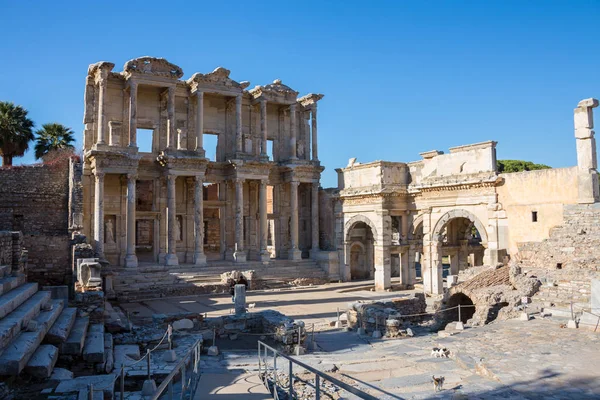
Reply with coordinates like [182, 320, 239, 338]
[425, 209, 490, 294]
[447, 292, 476, 323]
[346, 223, 374, 280]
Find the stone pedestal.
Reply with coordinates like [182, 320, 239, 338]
[234, 284, 246, 315]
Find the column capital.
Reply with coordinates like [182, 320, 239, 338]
[195, 89, 204, 97]
[166, 174, 177, 183]
[290, 180, 300, 187]
[290, 103, 297, 111]
[234, 177, 245, 184]
[260, 178, 269, 185]
[94, 171, 105, 179]
[126, 173, 137, 181]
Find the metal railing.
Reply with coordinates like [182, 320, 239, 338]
[149, 337, 202, 400]
[258, 341, 378, 400]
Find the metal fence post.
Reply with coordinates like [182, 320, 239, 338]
[120, 366, 125, 400]
[146, 349, 151, 381]
[273, 351, 278, 389]
[458, 304, 462, 323]
[315, 374, 321, 400]
[181, 365, 186, 400]
[258, 342, 261, 375]
[288, 359, 294, 397]
[88, 384, 93, 400]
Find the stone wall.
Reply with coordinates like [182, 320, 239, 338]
[0, 158, 78, 285]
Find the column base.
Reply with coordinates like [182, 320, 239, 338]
[259, 251, 270, 262]
[310, 249, 320, 260]
[374, 267, 391, 291]
[288, 248, 302, 261]
[234, 251, 247, 263]
[165, 254, 179, 266]
[194, 252, 207, 266]
[124, 254, 138, 268]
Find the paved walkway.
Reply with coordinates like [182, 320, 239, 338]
[195, 371, 271, 399]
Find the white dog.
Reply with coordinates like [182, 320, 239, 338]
[431, 347, 450, 358]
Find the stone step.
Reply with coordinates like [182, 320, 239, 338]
[96, 333, 114, 374]
[83, 324, 105, 363]
[0, 274, 26, 297]
[0, 282, 38, 319]
[0, 299, 64, 375]
[0, 265, 10, 279]
[24, 344, 58, 378]
[46, 307, 77, 344]
[62, 316, 89, 355]
[55, 374, 116, 399]
[0, 290, 51, 351]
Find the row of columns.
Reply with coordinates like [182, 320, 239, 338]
[95, 81, 320, 163]
[92, 172, 320, 266]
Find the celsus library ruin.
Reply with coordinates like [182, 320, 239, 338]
[0, 56, 599, 399]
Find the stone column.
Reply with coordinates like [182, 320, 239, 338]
[459, 239, 469, 271]
[289, 104, 297, 159]
[288, 181, 302, 260]
[311, 105, 318, 161]
[167, 86, 176, 150]
[194, 176, 207, 266]
[124, 174, 138, 267]
[93, 172, 105, 257]
[430, 236, 444, 295]
[233, 178, 247, 262]
[236, 95, 243, 153]
[408, 241, 417, 283]
[165, 175, 179, 266]
[258, 179, 269, 261]
[96, 73, 108, 145]
[310, 182, 319, 259]
[574, 98, 600, 203]
[374, 244, 390, 291]
[128, 81, 138, 147]
[400, 251, 410, 285]
[260, 99, 268, 156]
[449, 250, 459, 275]
[219, 182, 227, 260]
[195, 90, 204, 153]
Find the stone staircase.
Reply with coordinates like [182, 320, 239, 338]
[0, 264, 112, 380]
[112, 259, 329, 301]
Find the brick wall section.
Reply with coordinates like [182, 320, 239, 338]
[0, 160, 76, 285]
[0, 231, 14, 267]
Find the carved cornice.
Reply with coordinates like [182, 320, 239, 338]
[187, 67, 249, 94]
[87, 61, 115, 78]
[123, 57, 183, 79]
[298, 93, 324, 107]
[250, 79, 299, 104]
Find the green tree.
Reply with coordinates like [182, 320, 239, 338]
[497, 160, 551, 173]
[34, 123, 75, 160]
[0, 101, 35, 166]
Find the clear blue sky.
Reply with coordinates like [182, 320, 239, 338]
[1, 1, 599, 187]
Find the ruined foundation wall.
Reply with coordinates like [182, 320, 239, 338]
[0, 161, 72, 285]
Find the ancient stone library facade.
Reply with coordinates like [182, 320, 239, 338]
[0, 55, 599, 300]
[82, 57, 324, 268]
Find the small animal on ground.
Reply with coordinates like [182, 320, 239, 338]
[431, 347, 450, 358]
[248, 303, 256, 309]
[432, 375, 445, 391]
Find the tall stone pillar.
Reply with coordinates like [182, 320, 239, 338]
[430, 236, 444, 295]
[233, 178, 246, 262]
[310, 182, 320, 259]
[124, 174, 138, 267]
[235, 95, 243, 153]
[128, 81, 138, 147]
[260, 99, 268, 156]
[195, 90, 204, 153]
[258, 179, 269, 261]
[449, 251, 459, 275]
[408, 241, 417, 283]
[374, 244, 390, 291]
[167, 86, 176, 150]
[96, 72, 108, 145]
[194, 177, 207, 266]
[289, 104, 297, 159]
[165, 175, 179, 266]
[311, 104, 318, 161]
[288, 181, 302, 260]
[93, 172, 105, 257]
[459, 239, 469, 271]
[574, 98, 600, 204]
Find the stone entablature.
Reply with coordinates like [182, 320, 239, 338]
[82, 56, 325, 268]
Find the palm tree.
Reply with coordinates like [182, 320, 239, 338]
[34, 123, 75, 160]
[0, 101, 35, 166]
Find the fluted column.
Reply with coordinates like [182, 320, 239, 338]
[93, 172, 105, 257]
[233, 178, 246, 262]
[195, 90, 204, 153]
[124, 173, 138, 267]
[259, 179, 269, 261]
[311, 105, 318, 161]
[236, 95, 243, 153]
[165, 175, 179, 266]
[96, 73, 108, 145]
[288, 181, 302, 260]
[310, 182, 320, 259]
[260, 99, 268, 156]
[194, 176, 207, 266]
[128, 81, 138, 147]
[289, 104, 297, 160]
[167, 86, 176, 150]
